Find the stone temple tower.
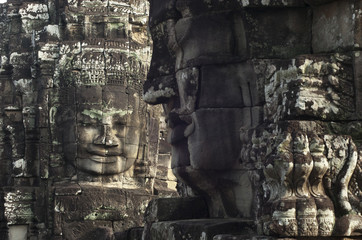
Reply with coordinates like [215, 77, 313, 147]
[0, 0, 176, 239]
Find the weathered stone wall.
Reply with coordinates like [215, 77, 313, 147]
[143, 0, 362, 239]
[0, 0, 176, 239]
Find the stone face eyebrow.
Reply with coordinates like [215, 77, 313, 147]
[81, 108, 132, 120]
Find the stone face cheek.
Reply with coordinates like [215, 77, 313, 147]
[187, 109, 242, 170]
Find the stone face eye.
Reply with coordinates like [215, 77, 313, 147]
[77, 116, 98, 125]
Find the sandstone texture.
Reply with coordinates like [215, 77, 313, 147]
[0, 0, 176, 239]
[143, 0, 362, 239]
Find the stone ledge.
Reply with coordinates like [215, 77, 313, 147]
[150, 219, 255, 240]
[145, 197, 209, 223]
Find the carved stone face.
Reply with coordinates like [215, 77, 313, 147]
[63, 86, 142, 175]
[144, 5, 251, 171]
[143, 0, 314, 219]
[76, 104, 140, 175]
[143, 1, 254, 218]
[56, 0, 150, 176]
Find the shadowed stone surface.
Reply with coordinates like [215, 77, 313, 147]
[143, 0, 362, 239]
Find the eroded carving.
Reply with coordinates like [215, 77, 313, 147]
[0, 0, 176, 239]
[143, 0, 362, 238]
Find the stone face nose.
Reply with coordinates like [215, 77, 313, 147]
[93, 125, 119, 147]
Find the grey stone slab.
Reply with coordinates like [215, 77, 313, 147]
[244, 7, 311, 58]
[312, 1, 359, 53]
[149, 219, 255, 240]
[188, 109, 242, 169]
[145, 197, 208, 223]
[175, 11, 247, 69]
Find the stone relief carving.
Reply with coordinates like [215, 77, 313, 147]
[0, 0, 176, 239]
[1, 0, 361, 239]
[143, 0, 362, 238]
[55, 43, 149, 179]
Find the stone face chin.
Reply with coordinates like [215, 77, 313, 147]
[77, 156, 135, 175]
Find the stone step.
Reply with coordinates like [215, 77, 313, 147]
[148, 219, 255, 240]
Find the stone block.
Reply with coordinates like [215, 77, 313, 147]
[149, 0, 178, 27]
[153, 179, 177, 196]
[54, 185, 154, 237]
[80, 50, 106, 86]
[176, 67, 199, 114]
[38, 101, 50, 128]
[176, 0, 306, 19]
[61, 221, 113, 240]
[65, 23, 84, 41]
[102, 85, 128, 109]
[304, 0, 335, 6]
[18, 3, 49, 33]
[147, 21, 176, 79]
[44, 24, 61, 41]
[38, 43, 60, 62]
[213, 235, 275, 240]
[39, 62, 55, 76]
[244, 7, 311, 58]
[126, 227, 144, 240]
[4, 188, 34, 225]
[148, 117, 159, 144]
[57, 86, 76, 107]
[240, 0, 306, 7]
[113, 221, 138, 235]
[39, 143, 49, 178]
[157, 154, 171, 168]
[8, 225, 28, 240]
[188, 109, 242, 169]
[8, 15, 22, 35]
[172, 166, 257, 218]
[156, 165, 168, 180]
[149, 219, 255, 240]
[175, 0, 238, 18]
[264, 54, 355, 122]
[354, 51, 362, 118]
[175, 11, 247, 69]
[158, 139, 171, 154]
[199, 62, 262, 108]
[356, 0, 362, 49]
[104, 51, 129, 86]
[85, 21, 105, 39]
[312, 0, 360, 53]
[250, 58, 293, 104]
[169, 126, 190, 168]
[144, 197, 208, 223]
